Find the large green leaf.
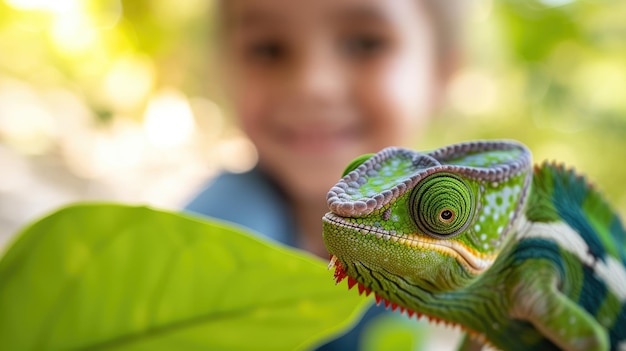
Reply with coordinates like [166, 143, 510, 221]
[0, 204, 369, 350]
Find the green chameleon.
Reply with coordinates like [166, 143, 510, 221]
[322, 140, 625, 351]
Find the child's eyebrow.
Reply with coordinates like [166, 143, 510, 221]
[229, 9, 284, 30]
[332, 5, 389, 25]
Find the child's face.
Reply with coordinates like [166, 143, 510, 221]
[223, 0, 443, 201]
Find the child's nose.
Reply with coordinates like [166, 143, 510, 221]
[286, 48, 346, 106]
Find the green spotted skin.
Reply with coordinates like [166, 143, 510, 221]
[323, 140, 626, 351]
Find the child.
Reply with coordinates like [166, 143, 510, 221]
[186, 0, 463, 349]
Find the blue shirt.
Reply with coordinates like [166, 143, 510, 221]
[184, 167, 389, 350]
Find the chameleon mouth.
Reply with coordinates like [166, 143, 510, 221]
[323, 213, 495, 274]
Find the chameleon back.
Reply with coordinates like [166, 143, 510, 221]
[516, 163, 626, 349]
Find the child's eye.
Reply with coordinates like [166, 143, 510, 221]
[341, 34, 387, 58]
[246, 40, 286, 63]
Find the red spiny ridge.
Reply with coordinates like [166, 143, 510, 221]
[357, 283, 372, 296]
[374, 293, 383, 305]
[329, 256, 485, 342]
[347, 276, 358, 289]
[333, 260, 347, 284]
[333, 259, 424, 320]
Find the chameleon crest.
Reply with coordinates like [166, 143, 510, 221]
[323, 140, 626, 351]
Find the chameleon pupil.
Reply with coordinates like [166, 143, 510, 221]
[440, 209, 453, 221]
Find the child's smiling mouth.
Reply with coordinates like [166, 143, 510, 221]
[275, 124, 363, 154]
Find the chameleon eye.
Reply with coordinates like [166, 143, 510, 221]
[341, 153, 374, 177]
[410, 173, 474, 238]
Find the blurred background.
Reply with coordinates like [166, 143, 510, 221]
[0, 0, 625, 250]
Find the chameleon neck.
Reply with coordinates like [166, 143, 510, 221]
[393, 247, 517, 335]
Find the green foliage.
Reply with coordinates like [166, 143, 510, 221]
[498, 0, 579, 61]
[422, 0, 626, 216]
[0, 204, 369, 350]
[361, 315, 428, 351]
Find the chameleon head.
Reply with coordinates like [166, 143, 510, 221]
[322, 141, 533, 293]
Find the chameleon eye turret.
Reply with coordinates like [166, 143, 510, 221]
[323, 140, 626, 351]
[410, 173, 474, 239]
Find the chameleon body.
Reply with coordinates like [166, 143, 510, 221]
[322, 140, 626, 351]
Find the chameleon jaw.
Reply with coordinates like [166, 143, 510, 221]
[327, 254, 489, 344]
[323, 213, 495, 274]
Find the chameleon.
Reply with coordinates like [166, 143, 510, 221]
[322, 140, 626, 351]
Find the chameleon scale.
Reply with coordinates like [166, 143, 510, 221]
[322, 140, 626, 351]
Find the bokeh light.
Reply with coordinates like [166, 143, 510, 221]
[143, 88, 196, 148]
[101, 54, 155, 111]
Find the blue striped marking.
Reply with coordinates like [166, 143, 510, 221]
[579, 264, 608, 317]
[512, 238, 565, 278]
[551, 171, 607, 262]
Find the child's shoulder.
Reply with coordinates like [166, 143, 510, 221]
[183, 168, 297, 244]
